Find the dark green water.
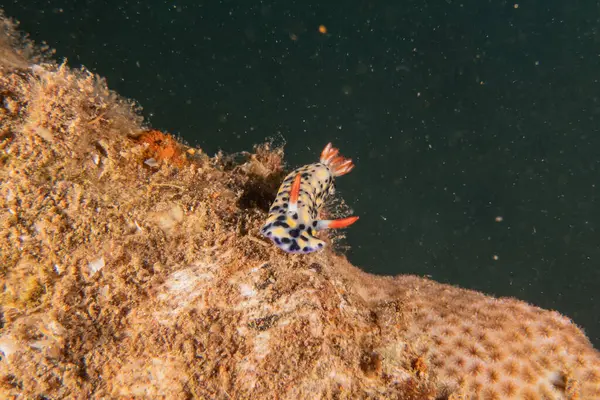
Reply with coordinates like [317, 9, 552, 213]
[4, 0, 599, 347]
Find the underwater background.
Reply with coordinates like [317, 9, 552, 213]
[5, 0, 599, 347]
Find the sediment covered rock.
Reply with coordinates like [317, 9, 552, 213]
[0, 12, 598, 399]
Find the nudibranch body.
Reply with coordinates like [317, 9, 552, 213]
[261, 143, 359, 254]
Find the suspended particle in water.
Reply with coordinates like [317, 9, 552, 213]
[318, 25, 327, 34]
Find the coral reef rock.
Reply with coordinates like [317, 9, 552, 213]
[0, 11, 599, 400]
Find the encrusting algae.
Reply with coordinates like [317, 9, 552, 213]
[135, 129, 188, 167]
[0, 11, 599, 400]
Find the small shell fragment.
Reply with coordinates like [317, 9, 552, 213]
[54, 264, 63, 275]
[88, 257, 105, 276]
[144, 158, 159, 167]
[0, 336, 18, 360]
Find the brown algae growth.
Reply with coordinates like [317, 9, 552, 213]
[0, 11, 599, 400]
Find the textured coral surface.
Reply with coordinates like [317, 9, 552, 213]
[396, 276, 600, 398]
[0, 13, 599, 400]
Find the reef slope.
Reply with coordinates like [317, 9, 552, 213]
[0, 14, 599, 399]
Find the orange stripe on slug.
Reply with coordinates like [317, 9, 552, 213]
[289, 173, 302, 206]
[328, 216, 359, 229]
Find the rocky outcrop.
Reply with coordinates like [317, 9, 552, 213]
[0, 13, 598, 399]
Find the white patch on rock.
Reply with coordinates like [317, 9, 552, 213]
[53, 263, 63, 275]
[98, 285, 110, 299]
[152, 205, 184, 232]
[88, 257, 105, 276]
[239, 283, 256, 298]
[328, 369, 352, 389]
[153, 263, 216, 324]
[253, 332, 271, 360]
[33, 126, 54, 142]
[113, 357, 187, 397]
[0, 336, 18, 361]
[144, 158, 159, 167]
